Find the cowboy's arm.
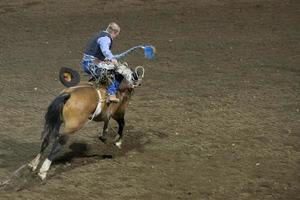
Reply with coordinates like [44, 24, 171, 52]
[98, 36, 116, 61]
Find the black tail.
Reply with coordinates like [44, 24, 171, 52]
[41, 93, 71, 141]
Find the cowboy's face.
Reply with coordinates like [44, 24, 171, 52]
[111, 31, 120, 39]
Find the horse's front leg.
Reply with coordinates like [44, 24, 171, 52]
[99, 119, 109, 143]
[114, 116, 125, 149]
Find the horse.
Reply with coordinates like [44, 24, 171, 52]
[28, 80, 135, 180]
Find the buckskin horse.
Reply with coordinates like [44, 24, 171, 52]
[28, 44, 153, 180]
[28, 70, 140, 180]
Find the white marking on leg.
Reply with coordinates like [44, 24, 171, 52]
[115, 140, 122, 149]
[38, 158, 52, 180]
[28, 153, 41, 171]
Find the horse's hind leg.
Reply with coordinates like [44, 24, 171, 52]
[114, 115, 125, 149]
[37, 117, 88, 180]
[38, 134, 69, 180]
[28, 134, 51, 171]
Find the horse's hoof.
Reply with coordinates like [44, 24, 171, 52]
[99, 136, 107, 143]
[28, 154, 41, 172]
[37, 172, 47, 181]
[28, 163, 37, 172]
[114, 141, 122, 149]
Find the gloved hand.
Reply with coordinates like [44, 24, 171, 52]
[111, 58, 118, 66]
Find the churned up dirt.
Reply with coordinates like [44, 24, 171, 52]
[0, 0, 299, 199]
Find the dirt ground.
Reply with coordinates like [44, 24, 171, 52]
[0, 0, 299, 199]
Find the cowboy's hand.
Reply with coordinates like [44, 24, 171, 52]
[111, 59, 118, 66]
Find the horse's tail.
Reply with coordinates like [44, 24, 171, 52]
[41, 93, 71, 141]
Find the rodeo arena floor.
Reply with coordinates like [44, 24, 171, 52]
[0, 0, 299, 199]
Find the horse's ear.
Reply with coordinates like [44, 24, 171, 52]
[59, 67, 80, 87]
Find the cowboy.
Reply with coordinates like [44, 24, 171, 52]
[82, 22, 122, 103]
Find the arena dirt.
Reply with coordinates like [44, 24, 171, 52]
[0, 0, 299, 199]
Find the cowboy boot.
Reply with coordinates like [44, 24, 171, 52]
[108, 94, 120, 103]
